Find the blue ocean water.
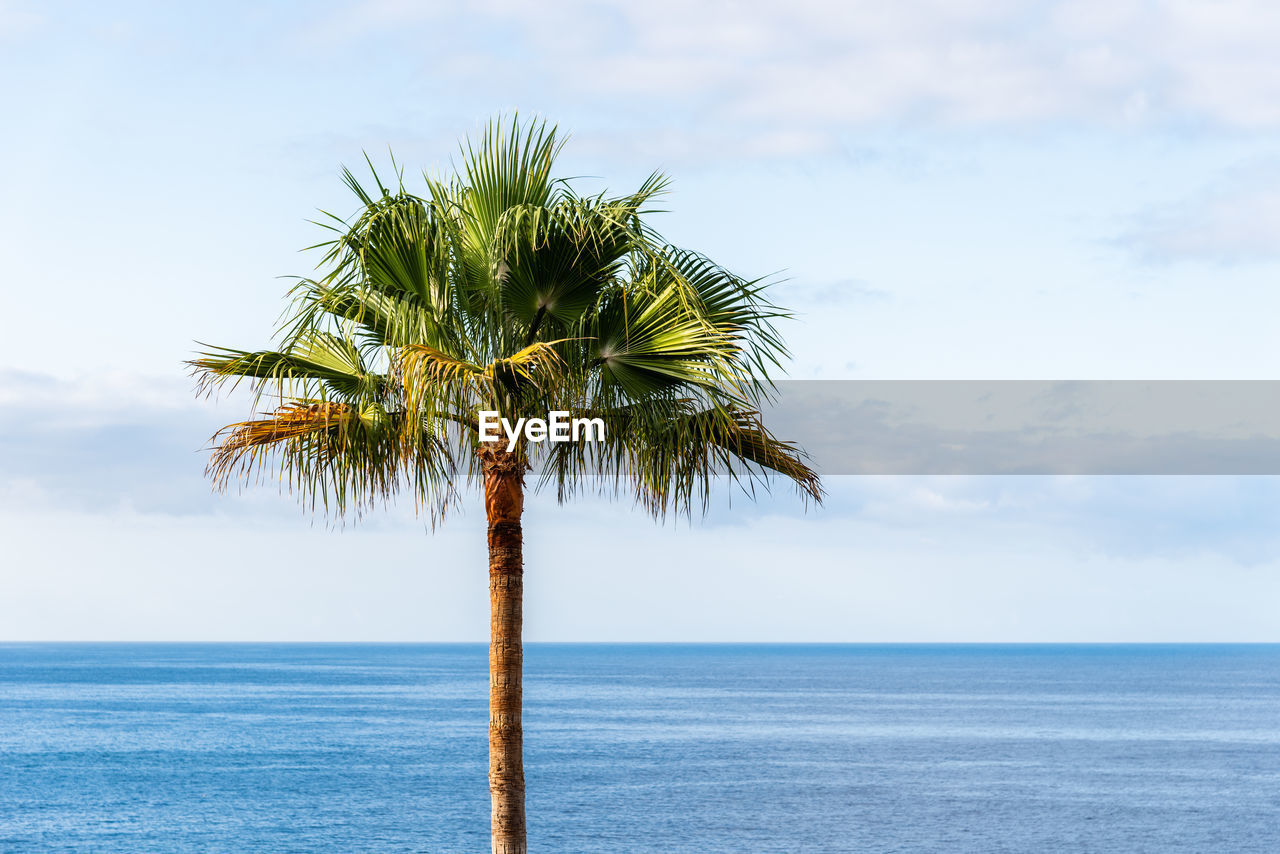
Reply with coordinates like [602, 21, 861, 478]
[0, 644, 1277, 853]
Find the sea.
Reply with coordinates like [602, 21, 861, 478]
[0, 644, 1277, 853]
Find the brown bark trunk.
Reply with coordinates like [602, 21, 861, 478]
[482, 445, 526, 854]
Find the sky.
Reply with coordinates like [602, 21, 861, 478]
[2, 0, 1279, 640]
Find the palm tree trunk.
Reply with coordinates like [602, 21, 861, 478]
[482, 446, 526, 854]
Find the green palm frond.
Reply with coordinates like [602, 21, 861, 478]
[458, 115, 564, 256]
[190, 335, 382, 402]
[587, 282, 736, 397]
[536, 396, 820, 517]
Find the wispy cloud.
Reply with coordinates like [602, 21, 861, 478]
[782, 279, 893, 306]
[299, 0, 1280, 160]
[0, 370, 442, 524]
[1116, 162, 1280, 265]
[0, 0, 43, 41]
[0, 371, 224, 515]
[767, 475, 1280, 566]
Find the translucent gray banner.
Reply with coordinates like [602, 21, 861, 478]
[760, 381, 1280, 474]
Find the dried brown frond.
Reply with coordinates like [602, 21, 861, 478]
[207, 401, 353, 490]
[398, 344, 484, 386]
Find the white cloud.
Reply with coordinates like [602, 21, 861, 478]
[1118, 162, 1280, 264]
[0, 370, 254, 516]
[0, 369, 204, 424]
[308, 0, 1280, 150]
[6, 478, 1280, 641]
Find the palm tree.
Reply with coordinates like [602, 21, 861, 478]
[191, 117, 821, 854]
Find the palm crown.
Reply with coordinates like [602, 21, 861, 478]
[192, 118, 822, 518]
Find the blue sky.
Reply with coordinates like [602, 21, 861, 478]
[2, 0, 1279, 640]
